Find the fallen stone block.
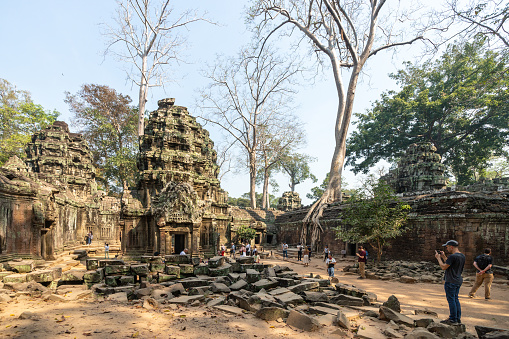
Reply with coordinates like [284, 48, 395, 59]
[400, 275, 418, 284]
[475, 325, 509, 339]
[143, 297, 159, 309]
[245, 269, 261, 283]
[150, 263, 166, 273]
[164, 265, 181, 277]
[302, 291, 329, 302]
[286, 310, 320, 332]
[86, 259, 99, 271]
[383, 295, 401, 312]
[214, 304, 244, 315]
[252, 279, 279, 292]
[268, 287, 290, 296]
[83, 270, 103, 283]
[44, 294, 68, 302]
[164, 254, 192, 265]
[158, 274, 178, 283]
[273, 277, 297, 287]
[414, 318, 434, 328]
[108, 292, 128, 302]
[356, 321, 384, 338]
[98, 259, 125, 268]
[193, 263, 210, 276]
[130, 264, 150, 276]
[179, 264, 194, 275]
[288, 281, 320, 293]
[18, 311, 41, 320]
[229, 279, 248, 291]
[168, 295, 205, 304]
[237, 256, 255, 264]
[210, 282, 231, 293]
[7, 260, 34, 273]
[60, 269, 86, 282]
[189, 286, 211, 295]
[275, 291, 304, 305]
[105, 276, 119, 287]
[329, 294, 365, 306]
[118, 275, 135, 286]
[379, 306, 415, 327]
[165, 283, 185, 295]
[414, 309, 438, 318]
[335, 310, 351, 329]
[0, 272, 11, 282]
[209, 264, 232, 277]
[208, 256, 225, 268]
[3, 274, 27, 284]
[255, 307, 290, 321]
[427, 322, 465, 338]
[404, 328, 440, 339]
[207, 296, 226, 307]
[140, 256, 164, 264]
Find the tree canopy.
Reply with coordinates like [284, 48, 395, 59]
[346, 39, 509, 185]
[336, 176, 411, 263]
[280, 153, 317, 192]
[0, 79, 59, 165]
[65, 84, 138, 194]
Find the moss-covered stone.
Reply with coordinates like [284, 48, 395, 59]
[165, 265, 181, 277]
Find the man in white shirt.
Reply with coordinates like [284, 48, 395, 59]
[325, 254, 336, 278]
[180, 248, 188, 255]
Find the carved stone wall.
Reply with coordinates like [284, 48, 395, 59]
[0, 122, 120, 260]
[122, 98, 229, 256]
[277, 191, 302, 211]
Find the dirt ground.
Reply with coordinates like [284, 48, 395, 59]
[0, 256, 507, 339]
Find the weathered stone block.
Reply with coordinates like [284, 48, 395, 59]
[0, 272, 13, 282]
[140, 256, 164, 264]
[179, 264, 194, 275]
[180, 279, 209, 289]
[245, 269, 261, 283]
[3, 274, 27, 284]
[288, 281, 320, 293]
[193, 263, 209, 276]
[104, 265, 130, 276]
[379, 306, 415, 326]
[165, 265, 181, 277]
[208, 256, 225, 268]
[86, 259, 99, 271]
[158, 274, 179, 283]
[84, 270, 102, 283]
[98, 259, 125, 268]
[61, 269, 86, 282]
[26, 269, 61, 283]
[255, 307, 290, 321]
[119, 275, 135, 285]
[229, 279, 248, 291]
[8, 261, 34, 273]
[209, 264, 232, 277]
[252, 279, 279, 291]
[274, 291, 304, 305]
[130, 264, 150, 276]
[105, 276, 119, 287]
[236, 256, 255, 264]
[286, 310, 320, 332]
[150, 263, 166, 273]
[165, 254, 191, 265]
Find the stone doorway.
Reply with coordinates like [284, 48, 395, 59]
[174, 234, 186, 254]
[348, 243, 357, 256]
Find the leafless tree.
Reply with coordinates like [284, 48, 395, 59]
[198, 45, 301, 208]
[249, 0, 429, 248]
[103, 0, 210, 137]
[257, 121, 306, 209]
[440, 0, 509, 48]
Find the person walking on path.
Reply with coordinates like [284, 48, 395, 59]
[231, 243, 236, 259]
[303, 246, 310, 267]
[104, 243, 110, 258]
[282, 242, 289, 259]
[356, 246, 367, 279]
[307, 245, 312, 262]
[435, 240, 466, 325]
[297, 243, 303, 261]
[325, 254, 336, 278]
[323, 246, 330, 261]
[469, 248, 494, 299]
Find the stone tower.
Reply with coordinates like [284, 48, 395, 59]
[25, 121, 97, 199]
[122, 98, 228, 256]
[277, 191, 302, 211]
[394, 142, 447, 193]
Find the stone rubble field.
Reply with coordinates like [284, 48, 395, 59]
[0, 251, 508, 339]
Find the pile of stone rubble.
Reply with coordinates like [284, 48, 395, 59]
[343, 260, 444, 283]
[1, 252, 508, 338]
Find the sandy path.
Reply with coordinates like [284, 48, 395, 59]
[0, 256, 507, 338]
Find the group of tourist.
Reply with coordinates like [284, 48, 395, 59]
[225, 242, 260, 262]
[85, 231, 93, 245]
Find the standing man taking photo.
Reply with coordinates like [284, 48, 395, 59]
[435, 240, 465, 325]
[468, 248, 494, 300]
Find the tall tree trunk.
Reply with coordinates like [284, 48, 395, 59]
[262, 168, 269, 209]
[138, 54, 148, 137]
[249, 151, 257, 209]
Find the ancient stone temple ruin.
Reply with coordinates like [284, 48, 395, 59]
[121, 98, 229, 256]
[0, 121, 120, 259]
[382, 142, 447, 193]
[277, 191, 302, 211]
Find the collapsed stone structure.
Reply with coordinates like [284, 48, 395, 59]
[0, 122, 120, 259]
[0, 99, 277, 261]
[277, 191, 302, 211]
[277, 142, 509, 267]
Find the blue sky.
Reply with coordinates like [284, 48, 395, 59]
[1, 1, 432, 205]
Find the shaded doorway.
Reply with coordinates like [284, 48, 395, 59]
[174, 234, 186, 254]
[348, 243, 357, 256]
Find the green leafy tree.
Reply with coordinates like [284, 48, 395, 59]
[346, 39, 509, 185]
[280, 153, 317, 192]
[307, 174, 353, 201]
[65, 84, 138, 194]
[234, 224, 257, 243]
[336, 176, 411, 263]
[0, 79, 59, 164]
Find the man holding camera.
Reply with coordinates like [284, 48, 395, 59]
[435, 240, 465, 325]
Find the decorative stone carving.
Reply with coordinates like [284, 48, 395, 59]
[277, 191, 302, 211]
